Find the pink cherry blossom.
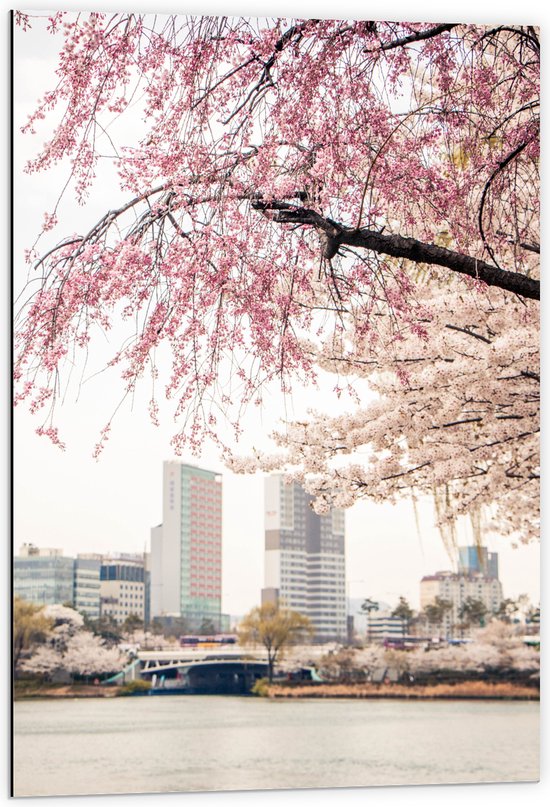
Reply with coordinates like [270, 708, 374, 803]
[14, 14, 539, 542]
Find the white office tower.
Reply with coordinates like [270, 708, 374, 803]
[263, 475, 346, 642]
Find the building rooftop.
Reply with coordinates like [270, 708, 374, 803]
[421, 571, 495, 582]
[18, 544, 63, 558]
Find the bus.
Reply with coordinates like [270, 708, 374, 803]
[179, 634, 237, 648]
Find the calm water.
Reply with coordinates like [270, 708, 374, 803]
[13, 696, 539, 796]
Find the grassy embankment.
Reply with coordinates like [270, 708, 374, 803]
[263, 681, 539, 700]
[13, 679, 150, 699]
[14, 679, 538, 701]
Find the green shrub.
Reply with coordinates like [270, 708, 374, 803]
[117, 679, 151, 696]
[250, 677, 269, 697]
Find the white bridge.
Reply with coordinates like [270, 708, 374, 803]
[133, 647, 270, 693]
[137, 646, 268, 676]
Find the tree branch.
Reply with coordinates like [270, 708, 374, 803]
[445, 324, 492, 344]
[375, 23, 459, 53]
[253, 201, 540, 300]
[343, 223, 540, 301]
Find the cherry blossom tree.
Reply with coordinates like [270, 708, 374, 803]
[44, 603, 85, 650]
[472, 619, 538, 669]
[61, 632, 125, 678]
[340, 623, 539, 679]
[21, 624, 126, 676]
[20, 644, 61, 678]
[14, 13, 539, 541]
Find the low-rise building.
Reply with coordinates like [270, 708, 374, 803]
[366, 613, 407, 643]
[14, 545, 149, 623]
[100, 554, 147, 624]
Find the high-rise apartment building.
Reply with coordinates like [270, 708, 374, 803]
[262, 475, 346, 642]
[150, 462, 223, 631]
[420, 570, 503, 635]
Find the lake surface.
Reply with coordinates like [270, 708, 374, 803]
[13, 696, 539, 796]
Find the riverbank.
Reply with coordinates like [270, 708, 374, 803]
[265, 681, 539, 700]
[14, 683, 119, 700]
[14, 679, 539, 700]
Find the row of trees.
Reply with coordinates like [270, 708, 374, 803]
[15, 597, 315, 685]
[83, 613, 223, 645]
[15, 595, 540, 687]
[361, 594, 540, 636]
[318, 621, 539, 684]
[234, 602, 539, 685]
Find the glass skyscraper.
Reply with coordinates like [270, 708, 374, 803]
[458, 545, 499, 579]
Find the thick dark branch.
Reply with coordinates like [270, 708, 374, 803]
[445, 324, 492, 344]
[251, 199, 341, 237]
[253, 201, 540, 300]
[496, 230, 540, 254]
[518, 242, 540, 255]
[376, 23, 459, 52]
[521, 370, 540, 382]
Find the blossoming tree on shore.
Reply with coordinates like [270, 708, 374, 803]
[19, 604, 125, 680]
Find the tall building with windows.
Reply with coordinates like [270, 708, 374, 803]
[74, 555, 101, 618]
[262, 475, 346, 642]
[14, 545, 74, 607]
[14, 545, 148, 621]
[420, 570, 503, 635]
[150, 462, 223, 631]
[100, 554, 147, 624]
[458, 545, 499, 579]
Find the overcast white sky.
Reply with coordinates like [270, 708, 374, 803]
[11, 3, 541, 618]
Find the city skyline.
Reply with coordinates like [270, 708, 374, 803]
[14, 454, 540, 616]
